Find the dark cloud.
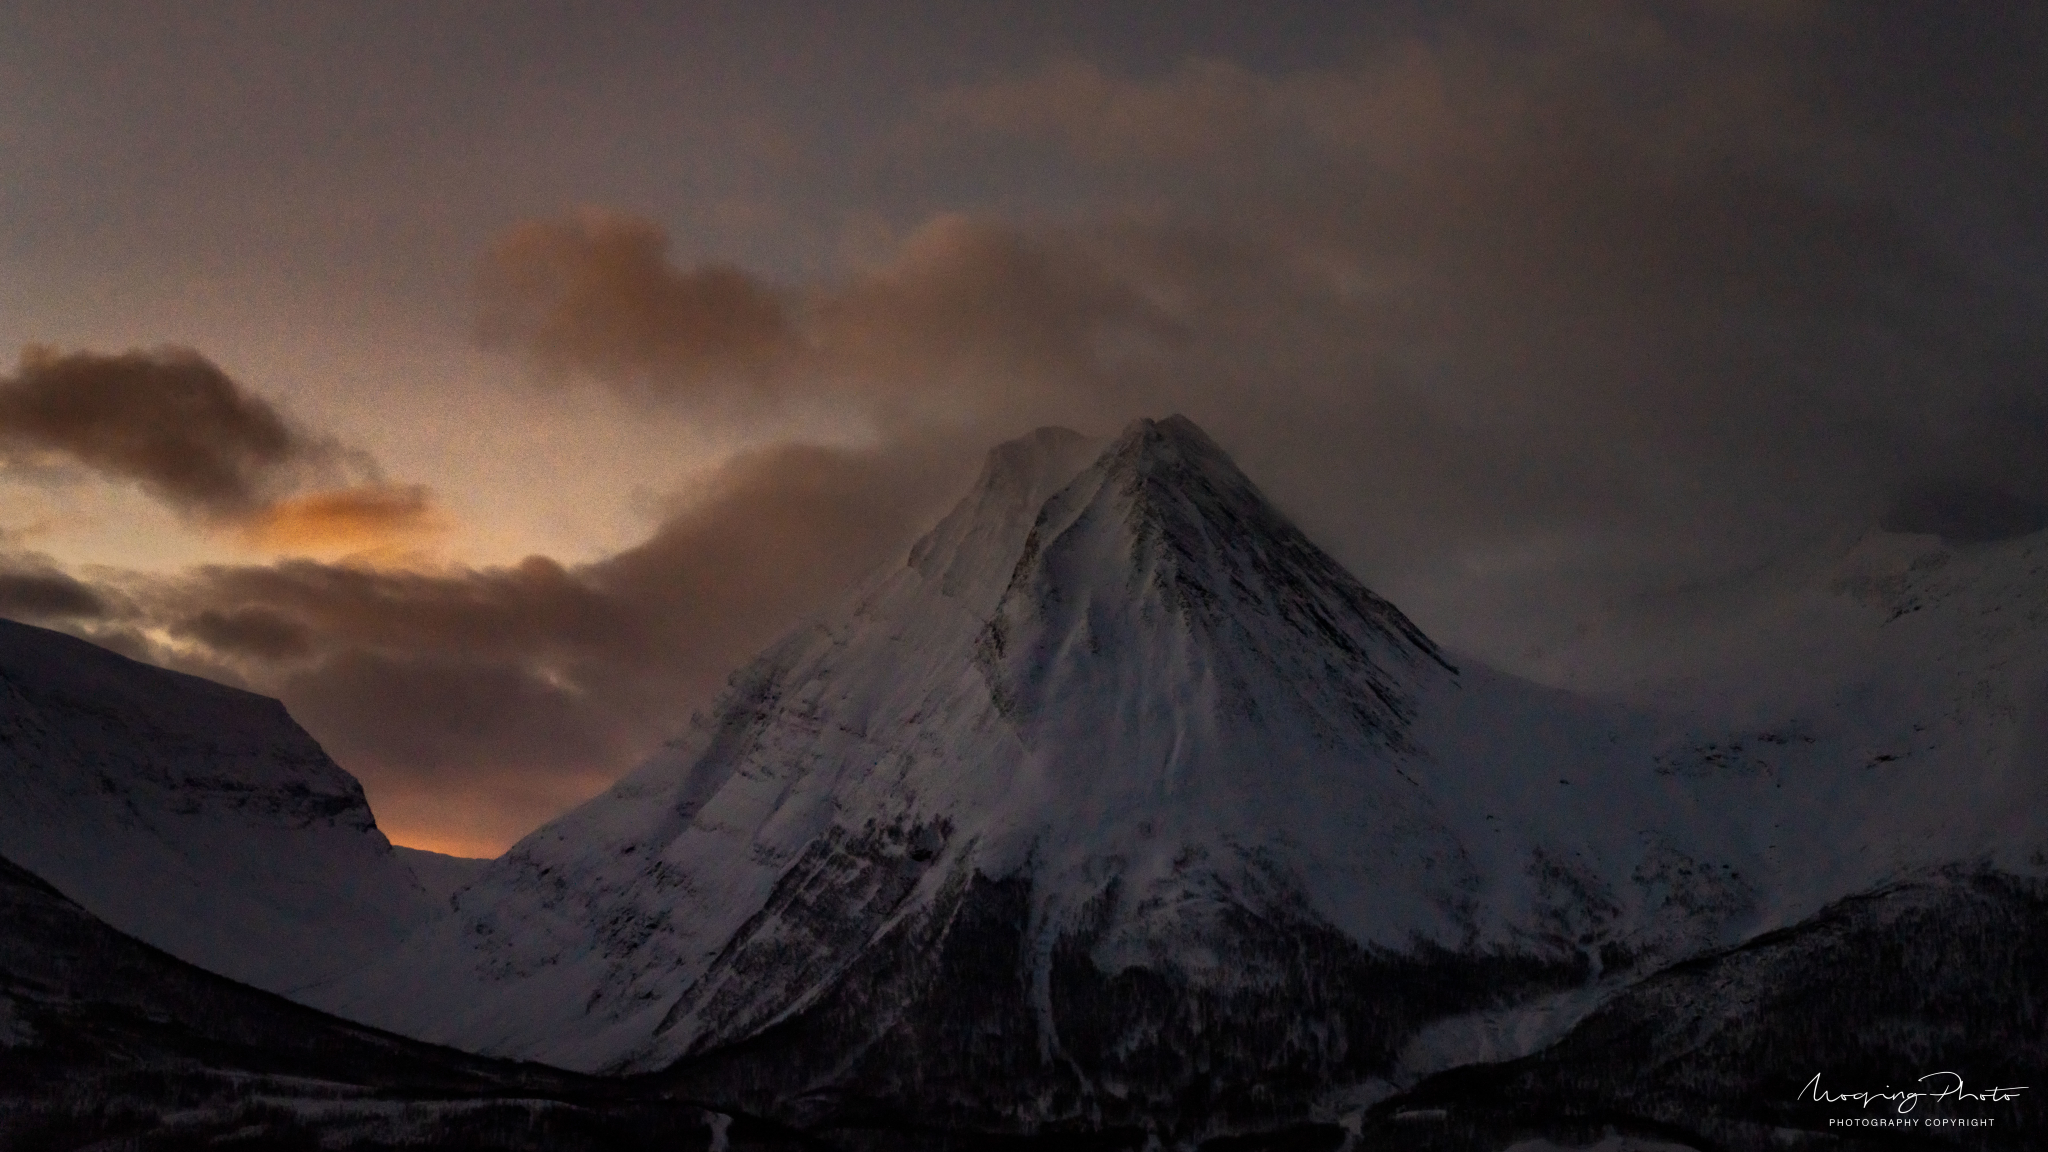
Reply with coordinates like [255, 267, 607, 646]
[0, 348, 450, 556]
[475, 209, 791, 402]
[169, 607, 312, 661]
[465, 0, 2048, 681]
[282, 650, 627, 782]
[14, 1, 2045, 853]
[862, 0, 2048, 659]
[809, 214, 1167, 404]
[0, 347, 352, 520]
[477, 208, 1166, 425]
[587, 439, 960, 665]
[0, 566, 107, 621]
[128, 439, 962, 850]
[926, 56, 1277, 164]
[1881, 483, 2048, 545]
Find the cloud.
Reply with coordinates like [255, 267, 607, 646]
[810, 214, 1167, 402]
[869, 2, 2048, 657]
[168, 607, 312, 660]
[476, 208, 1170, 426]
[1881, 482, 2048, 544]
[915, 7, 1818, 209]
[0, 347, 453, 556]
[124, 438, 961, 849]
[0, 346, 351, 520]
[238, 483, 444, 554]
[927, 56, 1277, 164]
[19, 1, 2045, 854]
[475, 208, 791, 401]
[0, 564, 107, 621]
[468, 2, 2048, 662]
[282, 649, 627, 783]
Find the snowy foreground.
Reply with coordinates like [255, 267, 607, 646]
[3, 417, 2045, 1149]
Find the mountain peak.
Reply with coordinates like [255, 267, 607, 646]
[907, 425, 1103, 613]
[984, 415, 1453, 761]
[1111, 412, 1220, 452]
[981, 424, 1096, 484]
[1082, 415, 1317, 552]
[1098, 413, 1239, 488]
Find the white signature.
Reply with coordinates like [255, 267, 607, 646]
[1800, 1072, 2027, 1114]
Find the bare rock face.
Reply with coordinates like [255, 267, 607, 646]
[0, 618, 437, 996]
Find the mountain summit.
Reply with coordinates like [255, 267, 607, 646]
[317, 418, 1784, 1132]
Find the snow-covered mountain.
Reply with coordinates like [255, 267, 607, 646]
[1532, 526, 2048, 901]
[0, 618, 440, 996]
[6, 415, 2042, 1144]
[320, 415, 2018, 1136]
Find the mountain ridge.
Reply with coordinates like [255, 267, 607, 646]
[0, 615, 440, 997]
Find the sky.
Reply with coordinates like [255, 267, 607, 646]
[2, 1, 2044, 855]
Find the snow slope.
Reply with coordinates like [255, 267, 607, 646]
[0, 850, 781, 1151]
[395, 845, 493, 906]
[0, 618, 440, 996]
[1541, 528, 2048, 905]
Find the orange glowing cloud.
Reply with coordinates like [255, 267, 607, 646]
[240, 483, 445, 556]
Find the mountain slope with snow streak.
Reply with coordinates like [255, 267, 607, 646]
[1531, 526, 2048, 913]
[0, 618, 440, 997]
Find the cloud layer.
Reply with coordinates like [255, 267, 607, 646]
[0, 563, 107, 621]
[5, 1, 2043, 854]
[476, 210, 791, 401]
[0, 347, 346, 520]
[61, 440, 959, 853]
[239, 484, 443, 553]
[474, 2, 2048, 639]
[0, 347, 449, 560]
